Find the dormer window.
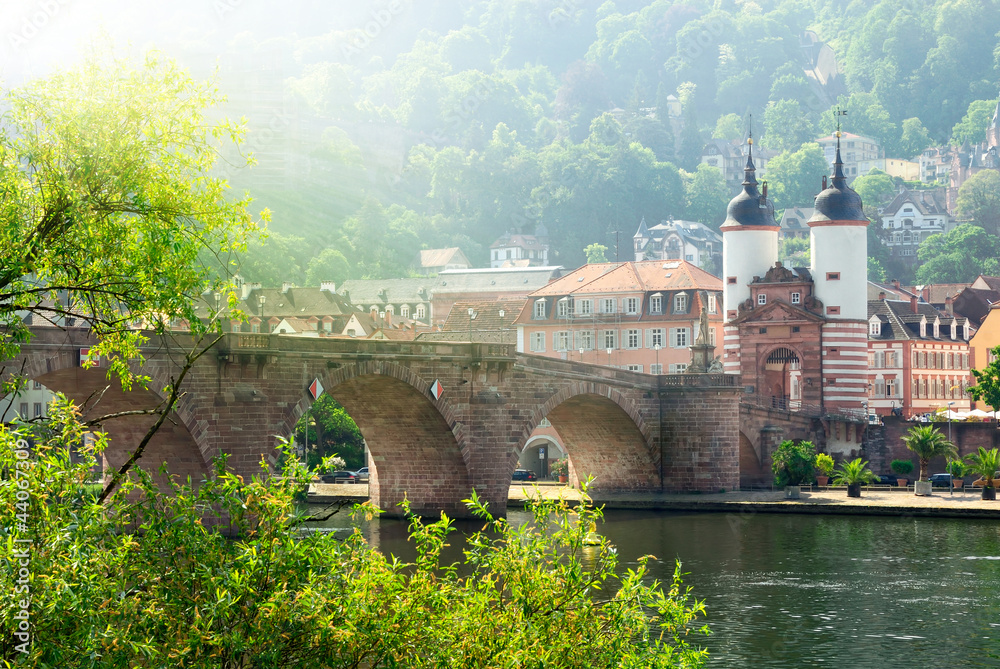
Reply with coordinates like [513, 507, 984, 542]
[708, 294, 717, 313]
[869, 317, 881, 336]
[674, 292, 688, 313]
[401, 304, 411, 318]
[557, 298, 571, 318]
[933, 318, 940, 338]
[533, 299, 547, 319]
[650, 294, 662, 314]
[964, 320, 970, 340]
[919, 316, 927, 338]
[415, 304, 426, 319]
[950, 320, 957, 340]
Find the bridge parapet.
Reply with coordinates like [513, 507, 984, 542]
[221, 333, 515, 362]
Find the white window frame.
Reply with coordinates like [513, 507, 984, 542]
[530, 331, 546, 352]
[707, 294, 717, 313]
[574, 330, 594, 350]
[555, 331, 570, 351]
[650, 363, 663, 375]
[625, 297, 638, 314]
[601, 298, 616, 314]
[671, 327, 690, 348]
[415, 304, 426, 319]
[650, 295, 662, 314]
[791, 292, 800, 305]
[557, 299, 571, 318]
[533, 299, 546, 319]
[649, 328, 665, 349]
[602, 330, 617, 349]
[757, 294, 767, 306]
[576, 299, 592, 316]
[674, 293, 688, 313]
[625, 329, 641, 349]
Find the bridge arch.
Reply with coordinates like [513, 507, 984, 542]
[2, 335, 210, 485]
[288, 360, 470, 517]
[521, 382, 660, 492]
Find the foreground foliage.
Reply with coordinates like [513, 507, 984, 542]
[1, 399, 709, 668]
[771, 440, 816, 488]
[902, 424, 957, 482]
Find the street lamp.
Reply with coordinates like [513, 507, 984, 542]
[606, 347, 613, 367]
[578, 347, 585, 362]
[467, 307, 477, 342]
[257, 293, 266, 333]
[947, 400, 956, 494]
[653, 344, 661, 374]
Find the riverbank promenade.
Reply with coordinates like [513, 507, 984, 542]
[309, 481, 1000, 520]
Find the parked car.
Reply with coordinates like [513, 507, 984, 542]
[511, 469, 537, 482]
[320, 471, 357, 484]
[873, 474, 897, 486]
[973, 471, 1000, 487]
[353, 466, 369, 483]
[928, 473, 953, 488]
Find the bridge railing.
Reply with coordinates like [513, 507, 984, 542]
[741, 393, 867, 422]
[660, 373, 737, 388]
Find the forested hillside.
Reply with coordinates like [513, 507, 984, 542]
[206, 0, 1000, 283]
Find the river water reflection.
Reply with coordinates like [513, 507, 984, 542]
[308, 507, 1000, 667]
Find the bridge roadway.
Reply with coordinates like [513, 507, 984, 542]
[9, 327, 741, 517]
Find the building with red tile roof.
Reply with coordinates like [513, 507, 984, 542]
[514, 260, 723, 373]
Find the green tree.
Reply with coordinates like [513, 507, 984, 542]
[851, 169, 896, 208]
[584, 243, 609, 263]
[305, 247, 352, 286]
[761, 100, 817, 153]
[0, 50, 265, 367]
[296, 394, 366, 469]
[771, 440, 816, 487]
[765, 143, 830, 209]
[779, 237, 810, 267]
[915, 223, 1000, 283]
[868, 257, 887, 282]
[683, 164, 729, 230]
[902, 424, 957, 482]
[898, 117, 932, 159]
[712, 113, 744, 140]
[951, 99, 995, 146]
[970, 345, 1000, 413]
[955, 169, 1000, 235]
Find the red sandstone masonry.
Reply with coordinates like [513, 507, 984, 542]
[11, 329, 743, 516]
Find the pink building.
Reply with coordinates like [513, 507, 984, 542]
[514, 260, 723, 374]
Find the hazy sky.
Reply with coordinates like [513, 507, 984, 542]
[0, 0, 375, 85]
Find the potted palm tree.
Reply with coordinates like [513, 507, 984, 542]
[890, 459, 913, 487]
[832, 458, 877, 497]
[902, 425, 957, 496]
[771, 440, 816, 498]
[815, 453, 834, 487]
[964, 447, 1000, 500]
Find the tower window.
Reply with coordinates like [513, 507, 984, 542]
[757, 294, 767, 305]
[727, 277, 737, 285]
[791, 292, 800, 304]
[827, 306, 841, 315]
[826, 272, 840, 281]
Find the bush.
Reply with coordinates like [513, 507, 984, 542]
[1, 400, 711, 667]
[550, 457, 569, 477]
[815, 453, 835, 477]
[890, 459, 914, 476]
[771, 440, 816, 487]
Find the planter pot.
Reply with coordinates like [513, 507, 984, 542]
[896, 478, 907, 487]
[914, 480, 933, 496]
[816, 476, 830, 487]
[983, 486, 996, 501]
[954, 479, 964, 490]
[847, 483, 861, 498]
[784, 486, 800, 499]
[558, 475, 568, 484]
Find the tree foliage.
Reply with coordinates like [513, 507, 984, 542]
[969, 345, 1000, 414]
[771, 439, 816, 487]
[902, 424, 957, 482]
[0, 404, 711, 667]
[764, 143, 829, 209]
[296, 394, 365, 470]
[0, 51, 265, 368]
[955, 169, 1000, 235]
[915, 223, 1000, 283]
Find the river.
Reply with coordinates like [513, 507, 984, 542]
[306, 506, 1000, 667]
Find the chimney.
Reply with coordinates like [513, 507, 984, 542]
[945, 295, 954, 315]
[282, 282, 294, 294]
[320, 281, 336, 293]
[891, 279, 901, 289]
[878, 291, 886, 300]
[910, 295, 918, 314]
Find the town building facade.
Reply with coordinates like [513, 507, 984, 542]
[514, 260, 723, 374]
[632, 217, 722, 273]
[815, 131, 879, 180]
[490, 227, 550, 268]
[880, 188, 952, 265]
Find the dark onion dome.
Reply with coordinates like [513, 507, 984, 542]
[721, 143, 777, 230]
[808, 143, 867, 224]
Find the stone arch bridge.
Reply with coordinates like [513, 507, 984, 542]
[8, 328, 739, 517]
